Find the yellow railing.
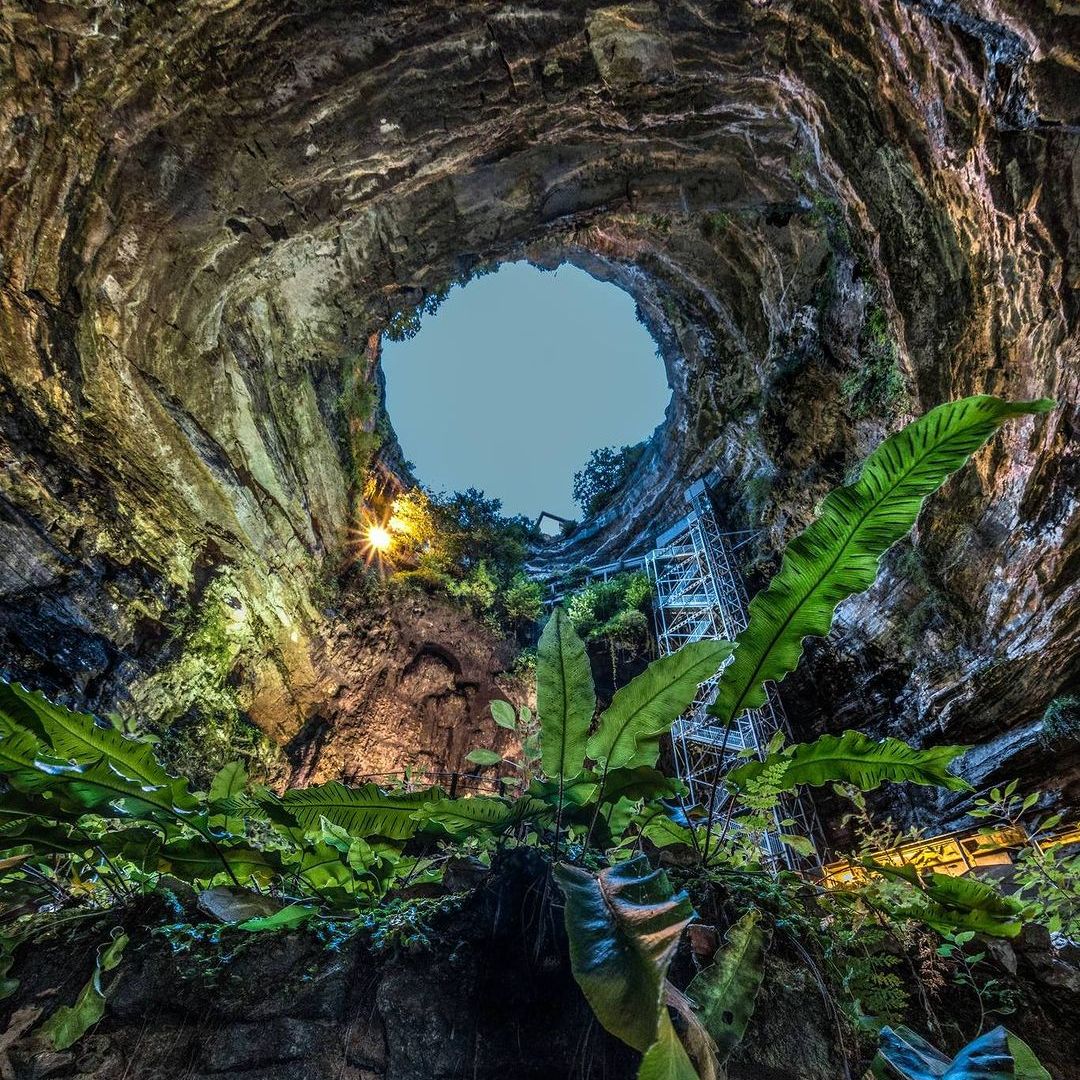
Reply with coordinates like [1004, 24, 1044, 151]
[820, 823, 1080, 887]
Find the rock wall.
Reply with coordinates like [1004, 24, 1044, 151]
[4, 853, 1079, 1080]
[0, 1, 1076, 798]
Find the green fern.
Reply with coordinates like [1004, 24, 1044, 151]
[710, 397, 1052, 727]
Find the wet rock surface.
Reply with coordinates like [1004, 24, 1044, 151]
[0, 2, 1076, 802]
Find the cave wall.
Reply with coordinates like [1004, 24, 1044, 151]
[0, 1, 1076, 798]
[4, 852, 1080, 1080]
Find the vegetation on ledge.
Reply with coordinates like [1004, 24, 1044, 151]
[0, 396, 1070, 1077]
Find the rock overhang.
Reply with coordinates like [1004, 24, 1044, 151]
[0, 0, 1075, 800]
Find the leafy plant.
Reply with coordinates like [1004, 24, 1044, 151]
[41, 929, 128, 1050]
[0, 394, 1060, 1072]
[538, 607, 596, 783]
[555, 856, 694, 1053]
[572, 442, 647, 516]
[969, 781, 1080, 939]
[685, 908, 771, 1061]
[386, 487, 541, 637]
[935, 930, 1020, 1034]
[565, 570, 655, 679]
[709, 396, 1052, 733]
[872, 1024, 1050, 1079]
[727, 732, 973, 795]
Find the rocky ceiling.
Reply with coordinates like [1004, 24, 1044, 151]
[0, 1, 1077, 813]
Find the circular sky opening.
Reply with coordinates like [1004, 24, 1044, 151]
[381, 262, 670, 533]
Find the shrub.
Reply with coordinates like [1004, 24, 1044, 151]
[565, 571, 653, 669]
[572, 442, 646, 516]
[387, 488, 542, 638]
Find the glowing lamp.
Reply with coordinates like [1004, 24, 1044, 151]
[366, 524, 392, 553]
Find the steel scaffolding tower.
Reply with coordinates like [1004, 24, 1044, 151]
[645, 480, 822, 866]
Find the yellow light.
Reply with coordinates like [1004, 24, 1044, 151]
[366, 524, 392, 553]
[387, 515, 406, 533]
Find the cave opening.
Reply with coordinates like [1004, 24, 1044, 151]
[380, 260, 671, 535]
[0, 3, 1076, 1076]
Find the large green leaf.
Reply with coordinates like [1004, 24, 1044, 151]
[1, 684, 177, 793]
[0, 817, 86, 859]
[638, 1010, 700, 1080]
[41, 931, 127, 1051]
[282, 781, 440, 842]
[603, 767, 688, 803]
[686, 909, 771, 1061]
[554, 854, 694, 1053]
[237, 904, 317, 932]
[710, 397, 1053, 727]
[639, 815, 721, 863]
[528, 773, 600, 809]
[209, 761, 248, 835]
[726, 731, 971, 794]
[0, 723, 66, 794]
[45, 757, 198, 821]
[1006, 1033, 1052, 1080]
[588, 641, 733, 771]
[537, 607, 596, 780]
[416, 794, 548, 838]
[870, 863, 1028, 938]
[283, 842, 359, 899]
[874, 1024, 1018, 1079]
[0, 681, 198, 819]
[155, 838, 280, 885]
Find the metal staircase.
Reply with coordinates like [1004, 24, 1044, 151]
[644, 480, 823, 867]
[536, 477, 823, 866]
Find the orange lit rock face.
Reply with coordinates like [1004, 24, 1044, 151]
[0, 2, 1076, 802]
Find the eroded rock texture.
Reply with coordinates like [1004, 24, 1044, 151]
[0, 2, 1077, 801]
[7, 853, 1079, 1080]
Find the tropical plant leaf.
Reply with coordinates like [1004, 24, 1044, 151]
[416, 794, 548, 838]
[874, 1024, 1018, 1079]
[465, 749, 503, 766]
[639, 815, 699, 850]
[1005, 1032, 1052, 1080]
[554, 854, 694, 1053]
[209, 761, 248, 835]
[283, 842, 358, 899]
[588, 641, 733, 771]
[528, 773, 600, 808]
[709, 397, 1053, 727]
[686, 909, 771, 1061]
[603, 767, 688, 803]
[727, 731, 971, 794]
[638, 1010, 701, 1080]
[868, 862, 1028, 938]
[236, 904, 317, 932]
[155, 838, 280, 885]
[41, 931, 127, 1051]
[537, 607, 595, 780]
[0, 722, 66, 794]
[43, 758, 198, 821]
[1, 683, 174, 793]
[0, 682, 198, 820]
[281, 781, 441, 842]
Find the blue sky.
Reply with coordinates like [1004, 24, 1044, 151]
[382, 262, 670, 524]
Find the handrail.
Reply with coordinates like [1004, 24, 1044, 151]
[819, 822, 1080, 885]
